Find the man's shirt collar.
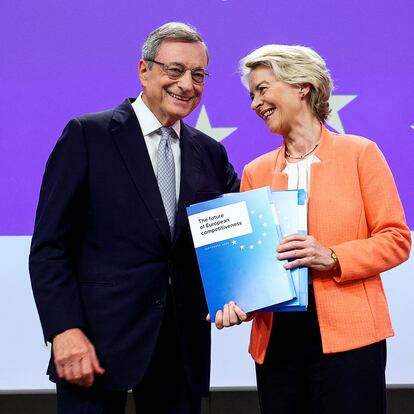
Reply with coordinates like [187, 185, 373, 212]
[131, 93, 181, 138]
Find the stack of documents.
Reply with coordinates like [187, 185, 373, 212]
[186, 186, 308, 322]
[260, 189, 308, 312]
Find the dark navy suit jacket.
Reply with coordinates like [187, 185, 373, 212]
[29, 98, 239, 394]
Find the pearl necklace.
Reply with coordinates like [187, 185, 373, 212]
[285, 143, 319, 160]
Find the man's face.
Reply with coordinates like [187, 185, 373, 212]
[139, 40, 208, 126]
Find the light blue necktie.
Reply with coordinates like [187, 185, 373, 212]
[157, 127, 177, 236]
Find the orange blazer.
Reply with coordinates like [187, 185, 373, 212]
[241, 125, 411, 363]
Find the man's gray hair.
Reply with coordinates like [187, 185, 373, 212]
[142, 22, 209, 68]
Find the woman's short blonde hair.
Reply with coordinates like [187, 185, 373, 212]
[240, 45, 333, 123]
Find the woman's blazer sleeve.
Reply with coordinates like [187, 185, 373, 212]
[331, 141, 411, 282]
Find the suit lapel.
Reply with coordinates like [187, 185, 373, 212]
[173, 123, 202, 244]
[110, 99, 171, 241]
[307, 125, 335, 233]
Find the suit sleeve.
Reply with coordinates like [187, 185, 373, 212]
[331, 141, 411, 282]
[29, 118, 88, 342]
[219, 143, 240, 193]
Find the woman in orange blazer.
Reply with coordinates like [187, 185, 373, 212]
[214, 45, 411, 414]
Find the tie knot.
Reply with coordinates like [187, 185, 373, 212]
[159, 127, 176, 141]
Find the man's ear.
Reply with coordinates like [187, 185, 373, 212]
[138, 59, 149, 86]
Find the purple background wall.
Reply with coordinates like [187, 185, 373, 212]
[1, 1, 414, 390]
[1, 0, 413, 234]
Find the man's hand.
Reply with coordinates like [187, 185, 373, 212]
[52, 328, 105, 387]
[206, 302, 247, 329]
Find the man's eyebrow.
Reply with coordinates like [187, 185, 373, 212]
[166, 61, 184, 66]
[168, 61, 205, 70]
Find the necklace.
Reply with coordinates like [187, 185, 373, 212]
[285, 143, 319, 160]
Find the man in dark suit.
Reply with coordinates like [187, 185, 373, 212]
[29, 22, 239, 414]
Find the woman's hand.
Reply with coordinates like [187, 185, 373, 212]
[276, 234, 337, 272]
[206, 302, 248, 329]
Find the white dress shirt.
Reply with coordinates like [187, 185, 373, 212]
[131, 93, 181, 202]
[283, 154, 320, 284]
[283, 155, 320, 193]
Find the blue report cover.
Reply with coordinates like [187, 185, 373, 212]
[259, 189, 308, 312]
[187, 187, 295, 321]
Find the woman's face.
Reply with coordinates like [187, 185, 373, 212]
[248, 65, 303, 135]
